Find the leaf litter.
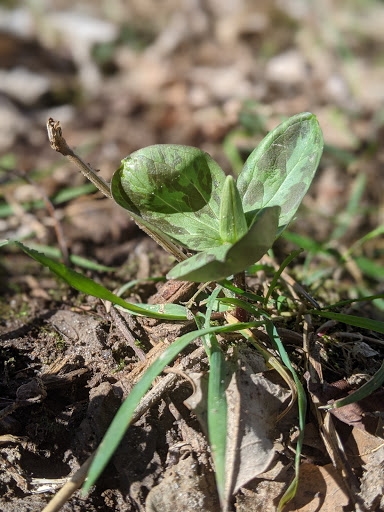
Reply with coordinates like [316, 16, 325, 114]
[0, 1, 384, 511]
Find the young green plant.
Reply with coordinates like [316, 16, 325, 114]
[48, 112, 323, 282]
[43, 112, 324, 508]
[6, 112, 384, 509]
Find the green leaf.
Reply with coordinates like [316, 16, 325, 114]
[207, 346, 228, 502]
[14, 241, 188, 320]
[219, 279, 265, 303]
[320, 293, 384, 310]
[282, 231, 325, 253]
[313, 310, 384, 334]
[24, 243, 117, 272]
[219, 175, 248, 243]
[265, 321, 307, 511]
[322, 359, 384, 411]
[202, 287, 228, 503]
[168, 206, 280, 282]
[111, 145, 227, 251]
[355, 257, 384, 281]
[264, 248, 303, 304]
[237, 112, 323, 233]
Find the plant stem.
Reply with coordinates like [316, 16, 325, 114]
[233, 271, 248, 322]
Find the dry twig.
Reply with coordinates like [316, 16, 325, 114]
[46, 118, 187, 263]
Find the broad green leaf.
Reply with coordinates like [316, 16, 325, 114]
[168, 244, 230, 282]
[219, 175, 248, 243]
[111, 145, 227, 251]
[14, 242, 188, 320]
[168, 206, 280, 282]
[110, 179, 187, 261]
[237, 112, 323, 232]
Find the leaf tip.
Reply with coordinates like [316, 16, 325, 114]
[219, 175, 248, 244]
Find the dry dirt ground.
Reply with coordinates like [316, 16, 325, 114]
[0, 1, 384, 511]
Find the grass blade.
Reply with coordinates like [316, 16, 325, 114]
[207, 343, 227, 503]
[219, 279, 265, 303]
[355, 257, 384, 281]
[330, 173, 366, 241]
[83, 320, 263, 493]
[322, 359, 384, 410]
[24, 243, 117, 272]
[282, 231, 324, 253]
[264, 248, 303, 304]
[204, 287, 228, 503]
[313, 310, 384, 334]
[320, 293, 384, 310]
[342, 225, 384, 260]
[265, 321, 307, 511]
[14, 241, 188, 320]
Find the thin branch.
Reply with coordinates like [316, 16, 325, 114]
[233, 271, 248, 322]
[13, 168, 70, 267]
[41, 455, 94, 512]
[109, 307, 146, 361]
[46, 118, 187, 263]
[47, 118, 112, 199]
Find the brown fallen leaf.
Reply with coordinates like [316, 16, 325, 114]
[285, 462, 350, 512]
[225, 347, 291, 499]
[346, 428, 384, 510]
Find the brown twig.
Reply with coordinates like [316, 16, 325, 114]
[46, 118, 187, 263]
[233, 271, 249, 322]
[109, 307, 146, 361]
[41, 455, 94, 512]
[46, 118, 112, 199]
[13, 168, 70, 267]
[331, 331, 384, 347]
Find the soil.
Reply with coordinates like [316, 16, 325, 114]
[1, 1, 384, 511]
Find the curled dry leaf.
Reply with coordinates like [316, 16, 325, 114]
[224, 347, 291, 498]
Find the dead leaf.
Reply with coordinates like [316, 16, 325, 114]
[225, 347, 291, 498]
[285, 463, 350, 511]
[345, 428, 384, 510]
